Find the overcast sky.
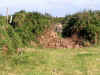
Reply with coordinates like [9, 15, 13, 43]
[0, 0, 100, 17]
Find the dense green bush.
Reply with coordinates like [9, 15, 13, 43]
[62, 10, 100, 44]
[0, 11, 53, 54]
[12, 11, 52, 35]
[11, 11, 53, 46]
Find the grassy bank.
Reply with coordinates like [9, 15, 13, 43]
[0, 47, 100, 75]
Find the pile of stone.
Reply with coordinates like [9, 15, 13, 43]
[38, 29, 82, 48]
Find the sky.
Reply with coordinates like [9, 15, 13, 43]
[0, 0, 100, 17]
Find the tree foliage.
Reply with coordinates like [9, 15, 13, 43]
[62, 10, 100, 44]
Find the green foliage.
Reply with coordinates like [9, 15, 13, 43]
[0, 24, 24, 54]
[0, 16, 6, 25]
[62, 10, 100, 44]
[12, 11, 51, 35]
[12, 10, 26, 27]
[0, 10, 53, 54]
[12, 11, 53, 46]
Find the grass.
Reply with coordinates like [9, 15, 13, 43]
[0, 47, 100, 75]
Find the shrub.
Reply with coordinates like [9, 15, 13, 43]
[0, 10, 53, 54]
[62, 10, 100, 44]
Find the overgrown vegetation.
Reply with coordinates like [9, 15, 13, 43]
[1, 9, 100, 75]
[62, 10, 100, 45]
[0, 10, 53, 54]
[1, 10, 100, 53]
